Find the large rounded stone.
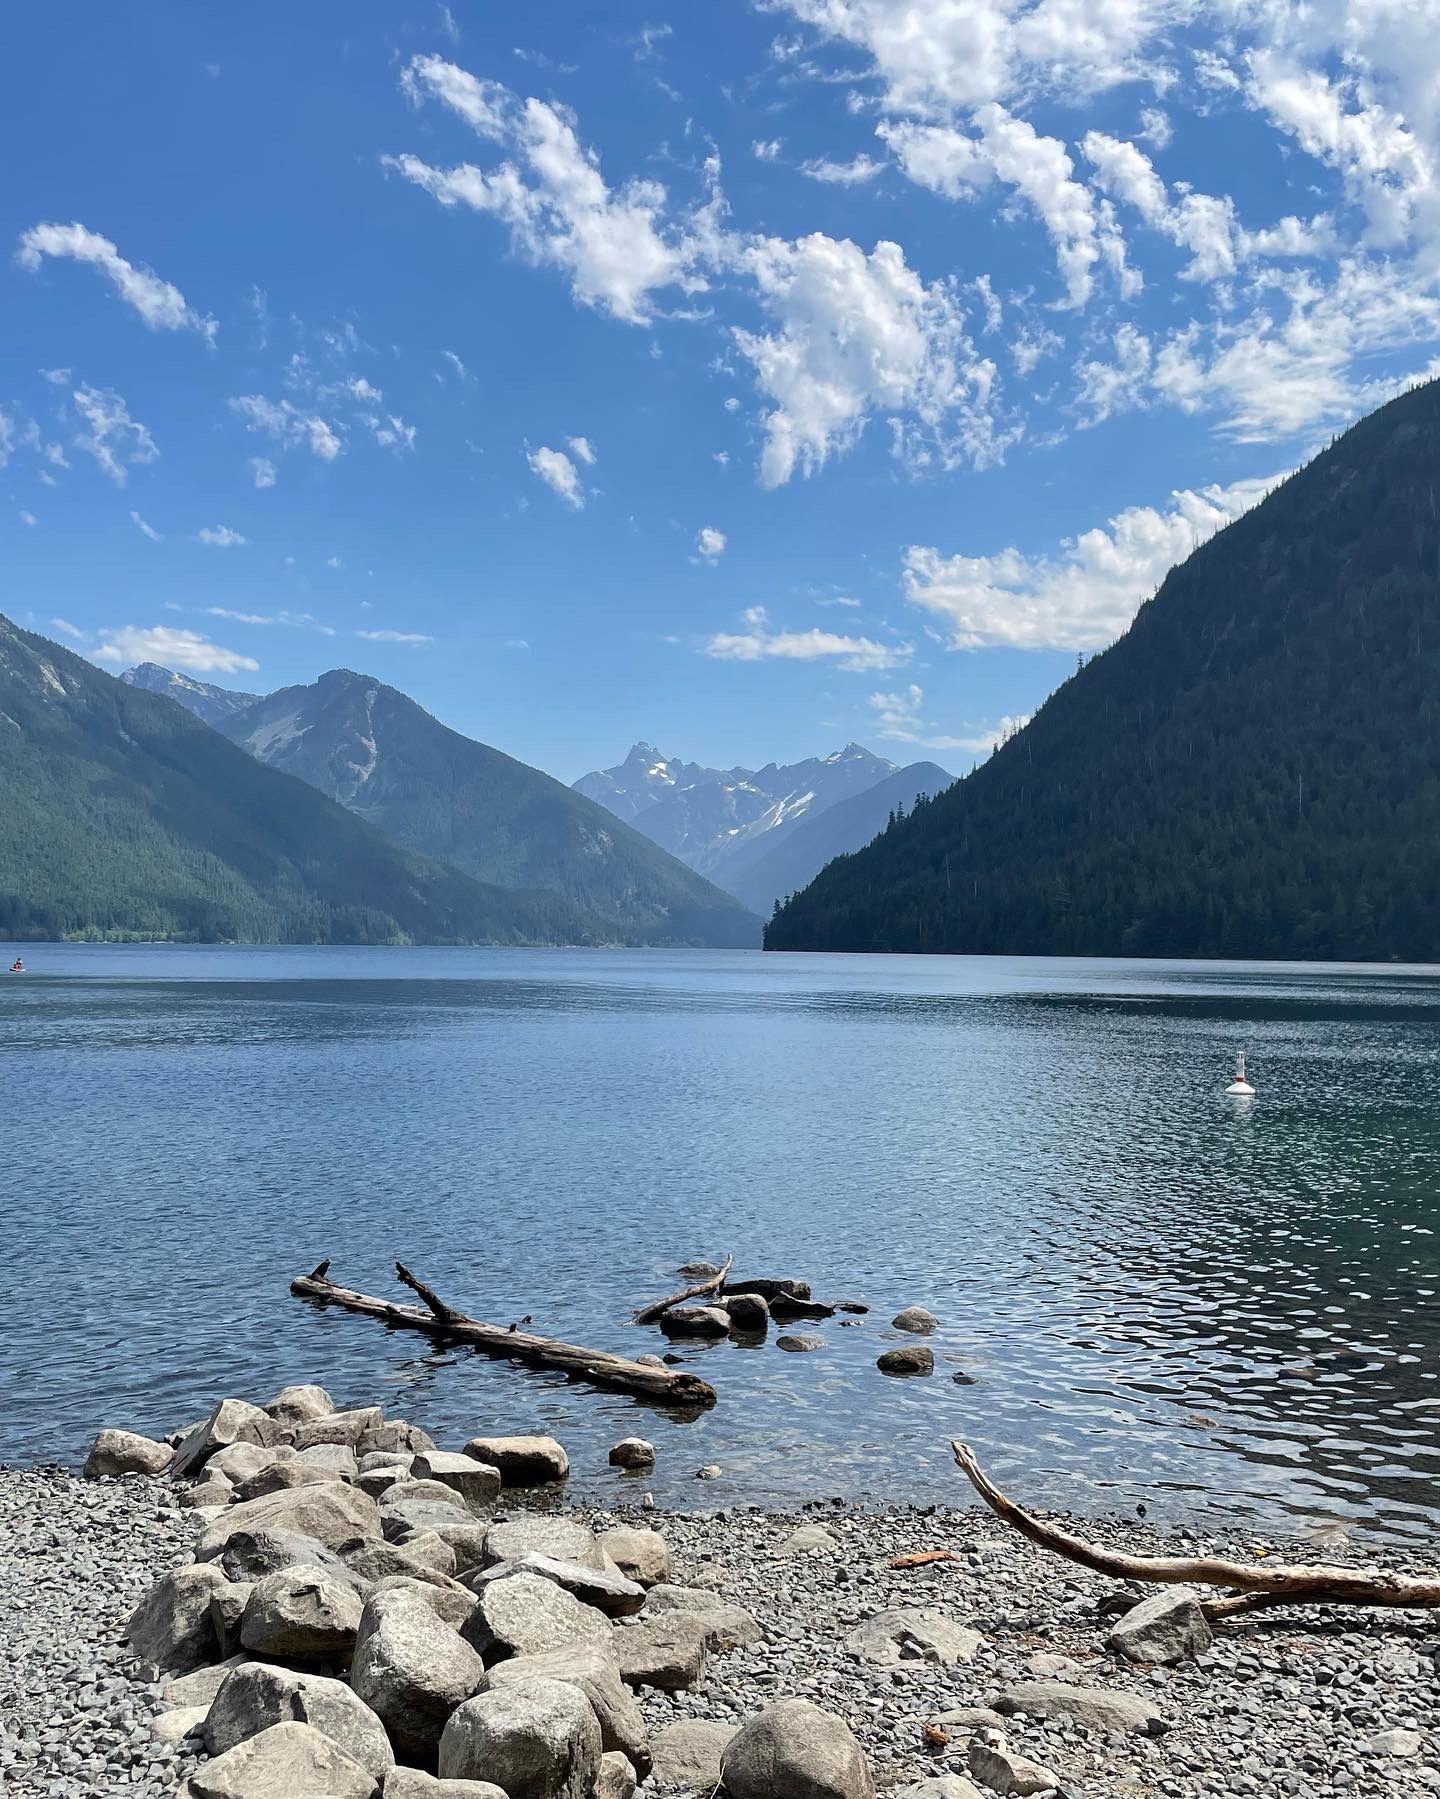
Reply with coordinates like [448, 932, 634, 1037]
[351, 1586, 487, 1767]
[126, 1562, 228, 1672]
[720, 1292, 770, 1332]
[263, 1384, 337, 1426]
[84, 1428, 173, 1478]
[659, 1305, 730, 1339]
[843, 1608, 982, 1668]
[995, 1680, 1162, 1733]
[196, 1480, 381, 1560]
[721, 1699, 875, 1799]
[287, 1406, 384, 1450]
[240, 1564, 364, 1663]
[877, 1345, 934, 1376]
[612, 1616, 707, 1692]
[483, 1642, 650, 1775]
[383, 1774, 509, 1799]
[607, 1438, 655, 1471]
[1107, 1588, 1214, 1665]
[460, 1570, 611, 1663]
[480, 1553, 645, 1619]
[213, 1529, 359, 1591]
[170, 1399, 278, 1481]
[595, 1528, 669, 1588]
[482, 1516, 604, 1573]
[175, 1720, 377, 1799]
[204, 1663, 393, 1778]
[462, 1435, 569, 1486]
[233, 1459, 344, 1503]
[439, 1678, 601, 1799]
[412, 1451, 503, 1516]
[891, 1306, 938, 1333]
[640, 1586, 761, 1651]
[649, 1720, 737, 1791]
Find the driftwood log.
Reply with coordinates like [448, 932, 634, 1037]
[634, 1254, 734, 1326]
[951, 1441, 1440, 1617]
[291, 1261, 717, 1407]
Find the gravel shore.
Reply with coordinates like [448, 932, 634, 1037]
[3, 1461, 1437, 1799]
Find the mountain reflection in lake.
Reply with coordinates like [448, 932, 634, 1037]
[4, 944, 1439, 1543]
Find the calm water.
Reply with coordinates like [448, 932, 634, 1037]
[3, 944, 1440, 1543]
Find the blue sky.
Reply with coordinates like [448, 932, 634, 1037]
[4, 2, 1438, 783]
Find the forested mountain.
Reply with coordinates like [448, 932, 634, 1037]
[574, 741, 904, 892]
[121, 662, 261, 726]
[0, 617, 596, 945]
[211, 670, 758, 948]
[727, 760, 953, 918]
[768, 378, 1440, 961]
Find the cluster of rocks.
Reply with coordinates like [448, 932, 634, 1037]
[653, 1264, 950, 1379]
[5, 1385, 1438, 1799]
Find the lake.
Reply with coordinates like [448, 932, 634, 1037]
[3, 944, 1439, 1544]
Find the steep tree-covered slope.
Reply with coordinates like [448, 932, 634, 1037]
[217, 671, 759, 948]
[768, 379, 1440, 961]
[727, 761, 953, 918]
[0, 617, 597, 945]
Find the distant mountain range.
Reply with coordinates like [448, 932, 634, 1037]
[574, 741, 953, 917]
[129, 665, 758, 948]
[768, 377, 1440, 960]
[123, 662, 261, 726]
[0, 617, 593, 946]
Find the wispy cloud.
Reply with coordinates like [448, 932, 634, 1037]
[248, 456, 276, 489]
[706, 607, 910, 672]
[356, 628, 433, 644]
[17, 222, 215, 340]
[72, 385, 158, 486]
[868, 684, 1025, 752]
[197, 525, 246, 548]
[206, 606, 335, 636]
[130, 510, 162, 541]
[527, 444, 586, 508]
[93, 624, 258, 673]
[230, 394, 342, 461]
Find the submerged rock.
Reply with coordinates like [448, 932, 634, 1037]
[877, 1345, 934, 1375]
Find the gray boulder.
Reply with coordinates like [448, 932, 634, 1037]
[659, 1305, 730, 1339]
[463, 1435, 570, 1486]
[891, 1306, 938, 1333]
[209, 1442, 290, 1485]
[895, 1781, 983, 1799]
[213, 1528, 359, 1590]
[209, 1579, 254, 1657]
[369, 1574, 476, 1633]
[1107, 1588, 1214, 1665]
[125, 1562, 227, 1672]
[844, 1608, 982, 1667]
[352, 1585, 487, 1766]
[176, 1719, 377, 1799]
[204, 1662, 393, 1778]
[263, 1384, 336, 1427]
[640, 1586, 761, 1652]
[429, 1522, 491, 1575]
[382, 1494, 472, 1542]
[356, 1466, 411, 1500]
[197, 1480, 381, 1559]
[240, 1564, 364, 1663]
[164, 1655, 257, 1711]
[607, 1438, 655, 1470]
[598, 1751, 636, 1799]
[483, 1516, 604, 1573]
[780, 1523, 839, 1555]
[720, 1292, 770, 1332]
[721, 1698, 874, 1799]
[84, 1427, 173, 1478]
[359, 1419, 437, 1457]
[347, 1537, 458, 1587]
[384, 1774, 509, 1799]
[777, 1333, 825, 1352]
[484, 1642, 649, 1774]
[179, 1471, 234, 1508]
[288, 1406, 384, 1451]
[996, 1679, 1162, 1732]
[439, 1678, 601, 1798]
[877, 1346, 934, 1375]
[479, 1552, 645, 1619]
[612, 1615, 707, 1691]
[298, 1442, 360, 1478]
[461, 1570, 611, 1663]
[233, 1459, 343, 1503]
[595, 1528, 669, 1588]
[171, 1399, 278, 1481]
[359, 1449, 415, 1474]
[649, 1720, 736, 1791]
[412, 1451, 503, 1515]
[967, 1731, 1058, 1797]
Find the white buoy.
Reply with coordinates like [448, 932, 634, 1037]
[1225, 1049, 1255, 1097]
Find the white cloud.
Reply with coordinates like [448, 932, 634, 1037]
[19, 509, 37, 527]
[356, 628, 434, 644]
[72, 385, 158, 486]
[230, 394, 342, 460]
[753, 138, 784, 161]
[527, 443, 586, 507]
[0, 408, 12, 468]
[17, 222, 215, 340]
[567, 434, 596, 464]
[50, 617, 83, 639]
[734, 231, 1006, 485]
[206, 606, 335, 635]
[868, 683, 1024, 752]
[93, 624, 259, 673]
[249, 456, 277, 489]
[706, 614, 911, 671]
[390, 58, 705, 323]
[696, 525, 726, 560]
[363, 412, 417, 452]
[903, 472, 1277, 650]
[197, 525, 246, 547]
[440, 349, 470, 383]
[800, 153, 886, 184]
[1137, 107, 1172, 150]
[130, 510, 162, 541]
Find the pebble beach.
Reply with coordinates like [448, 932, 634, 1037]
[3, 1402, 1438, 1799]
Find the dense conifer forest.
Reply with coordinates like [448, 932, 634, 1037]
[767, 379, 1440, 961]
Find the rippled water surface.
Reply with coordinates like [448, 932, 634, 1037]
[4, 944, 1440, 1542]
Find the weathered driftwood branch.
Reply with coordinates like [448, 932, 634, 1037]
[291, 1263, 717, 1408]
[634, 1254, 734, 1326]
[951, 1441, 1440, 1614]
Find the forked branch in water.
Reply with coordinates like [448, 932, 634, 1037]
[633, 1254, 734, 1326]
[950, 1441, 1440, 1615]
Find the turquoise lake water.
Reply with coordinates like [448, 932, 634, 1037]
[3, 944, 1439, 1542]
